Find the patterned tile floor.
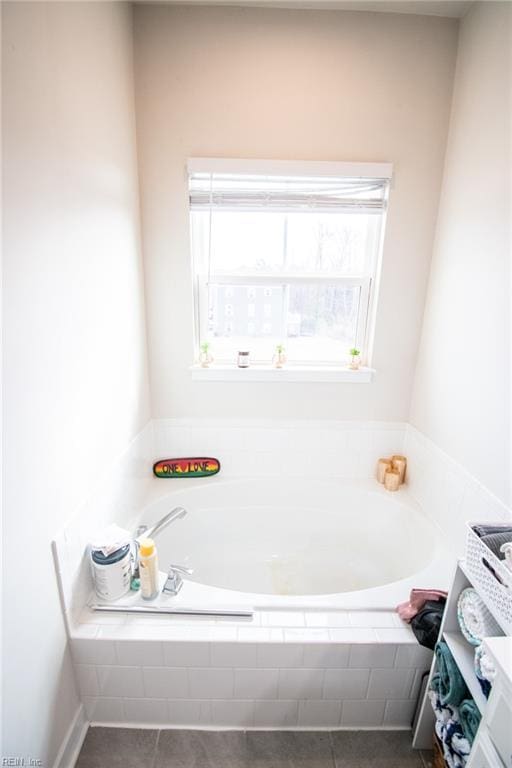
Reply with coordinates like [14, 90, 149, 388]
[76, 728, 434, 767]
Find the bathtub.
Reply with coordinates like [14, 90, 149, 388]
[71, 477, 452, 730]
[131, 477, 451, 612]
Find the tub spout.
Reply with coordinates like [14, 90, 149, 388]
[137, 506, 187, 543]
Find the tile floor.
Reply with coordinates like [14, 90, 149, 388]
[76, 728, 434, 767]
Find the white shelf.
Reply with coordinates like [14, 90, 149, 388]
[444, 631, 488, 714]
[190, 364, 375, 383]
[413, 559, 505, 752]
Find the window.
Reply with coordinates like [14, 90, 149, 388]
[189, 159, 391, 366]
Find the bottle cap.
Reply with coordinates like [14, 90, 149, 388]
[139, 538, 155, 557]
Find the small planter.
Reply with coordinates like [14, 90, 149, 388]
[199, 344, 213, 368]
[348, 348, 361, 370]
[273, 346, 287, 369]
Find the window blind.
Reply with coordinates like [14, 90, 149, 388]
[189, 173, 389, 214]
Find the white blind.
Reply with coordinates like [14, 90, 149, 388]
[189, 172, 389, 214]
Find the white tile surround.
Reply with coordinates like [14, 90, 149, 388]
[52, 422, 154, 631]
[53, 418, 511, 730]
[404, 424, 512, 555]
[72, 619, 433, 729]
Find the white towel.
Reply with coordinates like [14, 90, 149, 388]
[475, 644, 497, 682]
[457, 588, 501, 645]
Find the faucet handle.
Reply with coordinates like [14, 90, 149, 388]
[169, 563, 194, 577]
[162, 563, 194, 596]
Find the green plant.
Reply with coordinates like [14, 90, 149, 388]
[349, 347, 360, 357]
[200, 341, 210, 353]
[276, 343, 285, 354]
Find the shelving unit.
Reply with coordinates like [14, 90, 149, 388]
[443, 632, 487, 714]
[412, 559, 508, 758]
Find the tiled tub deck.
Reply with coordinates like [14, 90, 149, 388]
[71, 609, 432, 729]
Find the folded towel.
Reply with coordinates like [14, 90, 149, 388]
[473, 524, 512, 538]
[457, 588, 502, 645]
[459, 699, 481, 744]
[480, 531, 512, 559]
[434, 642, 469, 707]
[396, 588, 448, 622]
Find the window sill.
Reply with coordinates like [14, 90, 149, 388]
[190, 365, 375, 383]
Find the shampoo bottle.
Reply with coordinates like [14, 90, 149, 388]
[139, 538, 159, 599]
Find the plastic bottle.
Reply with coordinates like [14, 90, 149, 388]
[139, 538, 159, 599]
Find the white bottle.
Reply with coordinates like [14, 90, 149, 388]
[139, 538, 159, 599]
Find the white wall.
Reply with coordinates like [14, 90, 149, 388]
[409, 1, 511, 506]
[133, 6, 458, 421]
[1, 2, 150, 763]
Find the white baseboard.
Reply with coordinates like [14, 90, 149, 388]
[53, 704, 88, 768]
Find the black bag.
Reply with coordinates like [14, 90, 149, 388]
[411, 599, 446, 650]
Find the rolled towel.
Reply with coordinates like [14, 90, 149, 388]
[473, 645, 492, 697]
[429, 685, 459, 727]
[474, 644, 496, 683]
[472, 524, 512, 538]
[451, 732, 471, 758]
[434, 641, 469, 707]
[442, 719, 466, 768]
[480, 531, 512, 560]
[459, 698, 481, 744]
[445, 720, 468, 757]
[457, 588, 502, 645]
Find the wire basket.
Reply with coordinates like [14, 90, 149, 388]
[465, 523, 512, 635]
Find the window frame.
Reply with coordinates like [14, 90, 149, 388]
[188, 158, 392, 369]
[194, 272, 371, 365]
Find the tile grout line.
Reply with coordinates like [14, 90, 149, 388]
[328, 730, 338, 768]
[150, 729, 161, 768]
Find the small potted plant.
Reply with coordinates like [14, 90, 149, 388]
[199, 341, 213, 368]
[348, 347, 361, 370]
[273, 343, 287, 369]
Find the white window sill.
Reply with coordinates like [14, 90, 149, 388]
[190, 365, 375, 383]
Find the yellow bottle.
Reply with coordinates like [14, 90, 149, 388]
[139, 538, 159, 599]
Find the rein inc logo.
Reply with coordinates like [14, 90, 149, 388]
[2, 760, 42, 766]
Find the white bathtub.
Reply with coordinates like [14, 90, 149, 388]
[72, 477, 449, 730]
[133, 477, 451, 612]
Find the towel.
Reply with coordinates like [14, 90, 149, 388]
[457, 588, 502, 645]
[434, 642, 469, 707]
[473, 646, 492, 698]
[472, 524, 512, 538]
[396, 588, 448, 622]
[451, 732, 471, 759]
[474, 644, 496, 683]
[459, 699, 481, 744]
[480, 531, 512, 560]
[429, 689, 470, 767]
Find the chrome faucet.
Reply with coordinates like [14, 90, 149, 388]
[136, 506, 187, 542]
[162, 563, 194, 596]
